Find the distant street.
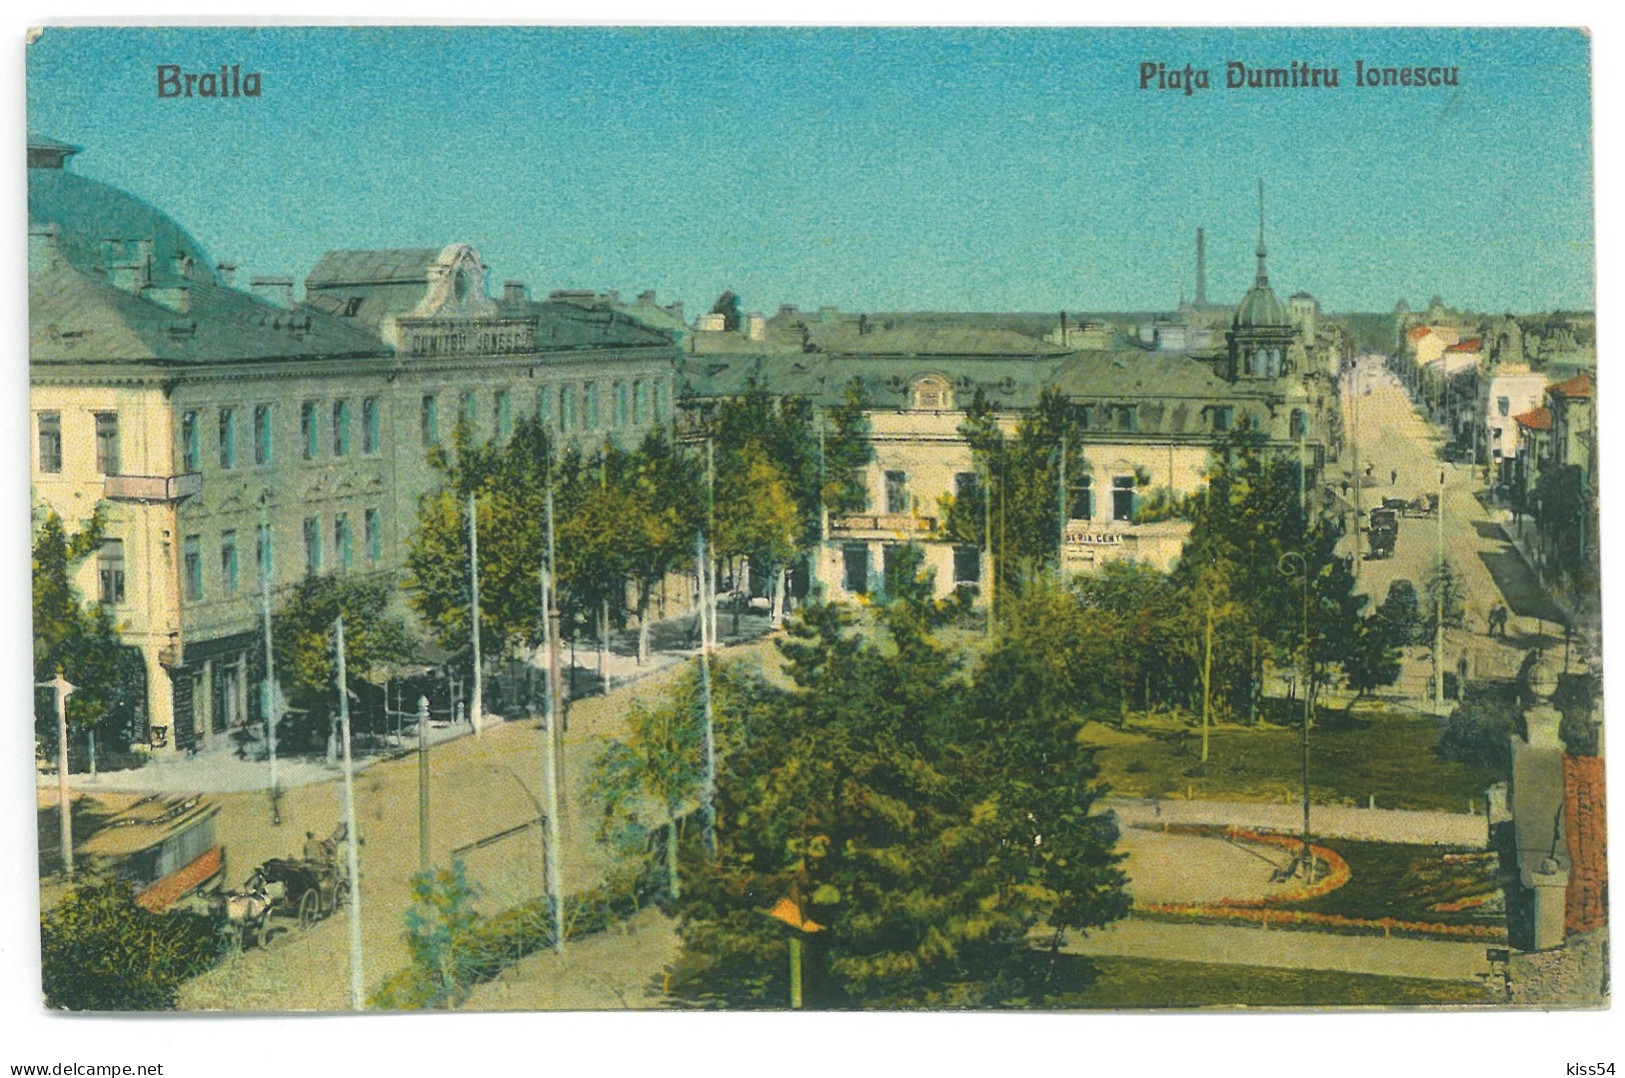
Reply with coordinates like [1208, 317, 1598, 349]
[1336, 355, 1575, 694]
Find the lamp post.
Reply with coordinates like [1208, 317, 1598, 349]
[1276, 552, 1314, 883]
[38, 673, 76, 879]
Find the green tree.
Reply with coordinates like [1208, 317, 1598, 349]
[674, 600, 1127, 1008]
[271, 572, 417, 749]
[1341, 616, 1403, 712]
[1376, 579, 1422, 647]
[822, 378, 876, 517]
[41, 877, 221, 1010]
[400, 862, 483, 1009]
[1421, 557, 1467, 637]
[32, 510, 145, 761]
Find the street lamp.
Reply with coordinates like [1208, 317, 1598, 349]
[37, 672, 76, 879]
[1276, 553, 1314, 884]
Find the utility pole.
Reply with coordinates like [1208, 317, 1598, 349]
[334, 617, 365, 1010]
[983, 460, 994, 634]
[1350, 363, 1362, 577]
[468, 488, 484, 735]
[697, 530, 718, 858]
[1435, 466, 1446, 713]
[260, 493, 281, 824]
[1201, 597, 1213, 765]
[706, 438, 718, 649]
[1056, 432, 1067, 572]
[539, 562, 564, 954]
[39, 673, 75, 879]
[598, 454, 609, 688]
[416, 695, 430, 875]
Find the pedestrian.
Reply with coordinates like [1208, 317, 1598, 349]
[1365, 462, 1374, 480]
[1391, 468, 1398, 486]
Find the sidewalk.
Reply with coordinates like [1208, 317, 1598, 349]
[1106, 797, 1490, 848]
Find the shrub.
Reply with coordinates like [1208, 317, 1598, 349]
[41, 877, 222, 1010]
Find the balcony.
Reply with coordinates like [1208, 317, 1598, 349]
[829, 513, 938, 539]
[103, 472, 203, 502]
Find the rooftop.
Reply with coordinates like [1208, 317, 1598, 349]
[1513, 406, 1552, 431]
[1548, 372, 1596, 400]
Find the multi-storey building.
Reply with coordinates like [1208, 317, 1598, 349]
[29, 136, 679, 754]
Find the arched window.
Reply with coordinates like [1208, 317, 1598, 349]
[911, 375, 952, 411]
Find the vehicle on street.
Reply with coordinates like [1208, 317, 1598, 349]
[1367, 507, 1399, 559]
[77, 795, 225, 912]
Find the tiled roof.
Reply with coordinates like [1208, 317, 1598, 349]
[1446, 338, 1483, 352]
[1513, 406, 1552, 431]
[1407, 325, 1433, 341]
[1548, 372, 1595, 400]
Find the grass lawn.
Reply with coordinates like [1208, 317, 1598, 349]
[1081, 708, 1497, 811]
[1052, 955, 1492, 1009]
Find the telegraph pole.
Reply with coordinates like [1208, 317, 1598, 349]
[39, 673, 75, 879]
[1435, 466, 1446, 713]
[1201, 598, 1213, 765]
[468, 488, 484, 735]
[416, 695, 430, 875]
[1350, 363, 1362, 577]
[539, 561, 564, 954]
[697, 530, 718, 858]
[334, 617, 365, 1010]
[259, 493, 281, 824]
[1056, 432, 1068, 572]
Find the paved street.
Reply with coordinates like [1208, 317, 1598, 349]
[175, 636, 779, 1010]
[1336, 356, 1575, 695]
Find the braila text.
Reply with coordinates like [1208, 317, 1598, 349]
[157, 65, 262, 99]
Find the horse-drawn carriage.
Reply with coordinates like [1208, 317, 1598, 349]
[216, 827, 348, 949]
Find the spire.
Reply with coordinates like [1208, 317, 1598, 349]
[1195, 227, 1207, 307]
[1255, 179, 1269, 287]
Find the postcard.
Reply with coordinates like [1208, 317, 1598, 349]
[25, 26, 1603, 1021]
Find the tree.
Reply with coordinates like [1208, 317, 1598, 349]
[32, 510, 145, 761]
[41, 877, 220, 1010]
[673, 600, 1127, 1008]
[588, 659, 760, 900]
[822, 378, 875, 517]
[1341, 616, 1403, 712]
[400, 862, 483, 1009]
[709, 291, 743, 332]
[1376, 579, 1422, 647]
[271, 572, 417, 750]
[1421, 557, 1467, 637]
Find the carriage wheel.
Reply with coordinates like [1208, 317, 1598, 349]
[298, 889, 320, 927]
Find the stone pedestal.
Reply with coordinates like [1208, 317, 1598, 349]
[1523, 856, 1572, 951]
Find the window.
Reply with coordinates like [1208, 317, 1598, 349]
[1080, 404, 1096, 430]
[955, 472, 979, 501]
[634, 381, 648, 425]
[219, 408, 237, 469]
[843, 543, 871, 596]
[421, 395, 439, 446]
[334, 514, 352, 572]
[495, 389, 512, 440]
[303, 517, 322, 575]
[614, 382, 628, 427]
[254, 404, 273, 465]
[183, 536, 203, 600]
[652, 381, 667, 421]
[363, 397, 380, 454]
[1289, 409, 1307, 439]
[911, 375, 952, 411]
[37, 412, 61, 473]
[220, 530, 239, 594]
[256, 523, 273, 581]
[332, 400, 351, 457]
[1498, 396, 1511, 418]
[586, 383, 601, 429]
[97, 540, 125, 604]
[884, 471, 909, 514]
[342, 296, 364, 317]
[1212, 406, 1234, 433]
[949, 545, 980, 588]
[561, 386, 577, 431]
[94, 412, 120, 475]
[537, 386, 553, 427]
[1112, 476, 1136, 522]
[460, 391, 478, 429]
[364, 507, 381, 563]
[881, 544, 910, 595]
[1074, 476, 1094, 521]
[1119, 405, 1139, 433]
[301, 401, 320, 460]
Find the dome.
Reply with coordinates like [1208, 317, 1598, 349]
[28, 145, 221, 285]
[1233, 282, 1287, 328]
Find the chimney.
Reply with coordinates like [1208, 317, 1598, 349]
[169, 249, 195, 279]
[1195, 227, 1207, 307]
[638, 290, 657, 306]
[217, 262, 237, 287]
[104, 238, 153, 293]
[503, 280, 528, 304]
[250, 275, 295, 309]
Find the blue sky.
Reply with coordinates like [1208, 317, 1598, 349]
[27, 26, 1594, 314]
